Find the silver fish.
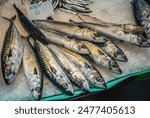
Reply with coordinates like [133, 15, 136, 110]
[23, 38, 43, 100]
[82, 41, 122, 74]
[32, 20, 106, 43]
[1, 16, 23, 85]
[58, 46, 106, 89]
[71, 21, 150, 47]
[34, 40, 74, 94]
[100, 39, 127, 62]
[39, 28, 90, 54]
[132, 0, 150, 39]
[48, 44, 89, 91]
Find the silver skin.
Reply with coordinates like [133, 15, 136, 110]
[132, 0, 150, 39]
[1, 16, 23, 85]
[39, 28, 90, 54]
[72, 22, 150, 47]
[100, 38, 127, 62]
[32, 20, 106, 43]
[23, 39, 43, 100]
[34, 41, 74, 94]
[59, 0, 92, 13]
[82, 41, 122, 74]
[58, 46, 106, 89]
[48, 44, 89, 91]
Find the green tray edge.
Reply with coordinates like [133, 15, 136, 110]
[40, 69, 150, 101]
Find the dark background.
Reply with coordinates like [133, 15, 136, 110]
[68, 77, 150, 101]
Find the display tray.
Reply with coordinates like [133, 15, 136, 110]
[0, 0, 150, 101]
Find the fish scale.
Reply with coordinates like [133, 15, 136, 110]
[58, 46, 106, 89]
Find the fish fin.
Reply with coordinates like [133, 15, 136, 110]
[1, 15, 16, 22]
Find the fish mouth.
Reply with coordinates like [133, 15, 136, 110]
[64, 83, 74, 95]
[109, 60, 122, 74]
[138, 36, 150, 47]
[115, 51, 128, 62]
[81, 80, 90, 92]
[76, 42, 91, 54]
[3, 72, 16, 85]
[32, 87, 42, 100]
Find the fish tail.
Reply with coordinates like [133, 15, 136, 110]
[1, 15, 16, 22]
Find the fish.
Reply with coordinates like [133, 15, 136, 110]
[58, 46, 106, 89]
[99, 39, 127, 62]
[77, 13, 144, 34]
[48, 44, 89, 91]
[34, 40, 74, 95]
[32, 20, 106, 43]
[39, 28, 90, 54]
[12, 4, 48, 44]
[1, 15, 23, 85]
[132, 0, 150, 39]
[81, 41, 122, 74]
[23, 38, 43, 100]
[71, 21, 150, 47]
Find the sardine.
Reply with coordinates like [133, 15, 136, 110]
[23, 38, 43, 100]
[132, 0, 150, 39]
[81, 41, 122, 74]
[12, 4, 48, 44]
[100, 39, 127, 62]
[32, 20, 106, 43]
[1, 16, 23, 85]
[58, 46, 106, 89]
[71, 21, 150, 47]
[77, 13, 144, 34]
[48, 44, 89, 91]
[34, 40, 74, 94]
[39, 28, 90, 54]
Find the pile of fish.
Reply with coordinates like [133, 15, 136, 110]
[0, 0, 150, 100]
[21, 0, 92, 13]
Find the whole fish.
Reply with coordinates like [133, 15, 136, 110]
[12, 4, 48, 44]
[71, 21, 150, 47]
[132, 0, 150, 39]
[77, 13, 144, 34]
[32, 20, 106, 43]
[100, 39, 127, 62]
[1, 16, 23, 85]
[48, 44, 89, 91]
[81, 41, 122, 74]
[58, 46, 106, 89]
[23, 38, 43, 100]
[39, 28, 90, 54]
[34, 40, 74, 94]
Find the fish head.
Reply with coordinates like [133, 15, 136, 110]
[109, 60, 122, 74]
[88, 70, 106, 89]
[61, 79, 74, 95]
[114, 50, 128, 62]
[31, 78, 42, 100]
[137, 35, 150, 47]
[73, 72, 90, 92]
[76, 42, 90, 54]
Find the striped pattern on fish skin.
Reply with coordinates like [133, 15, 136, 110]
[100, 39, 128, 62]
[39, 28, 90, 54]
[48, 44, 89, 91]
[77, 13, 144, 34]
[32, 20, 106, 43]
[12, 4, 48, 44]
[1, 16, 23, 85]
[23, 38, 43, 100]
[58, 46, 106, 89]
[71, 21, 150, 47]
[81, 41, 122, 74]
[34, 40, 74, 95]
[132, 0, 150, 39]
